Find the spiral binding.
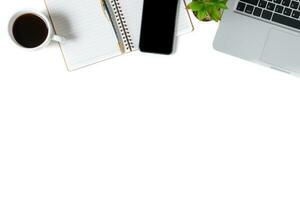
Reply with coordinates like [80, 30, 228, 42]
[109, 0, 135, 51]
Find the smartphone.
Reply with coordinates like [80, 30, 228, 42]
[139, 0, 179, 54]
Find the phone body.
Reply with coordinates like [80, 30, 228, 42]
[139, 0, 179, 54]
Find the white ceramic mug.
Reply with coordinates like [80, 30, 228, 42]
[8, 10, 64, 50]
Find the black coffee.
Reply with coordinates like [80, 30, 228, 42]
[12, 14, 49, 48]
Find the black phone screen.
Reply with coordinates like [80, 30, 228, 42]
[139, 0, 179, 54]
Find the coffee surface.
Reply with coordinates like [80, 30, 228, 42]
[13, 14, 49, 48]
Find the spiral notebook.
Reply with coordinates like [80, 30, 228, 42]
[45, 0, 193, 71]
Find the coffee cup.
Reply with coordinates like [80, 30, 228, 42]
[8, 10, 64, 50]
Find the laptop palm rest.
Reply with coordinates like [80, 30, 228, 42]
[260, 29, 300, 74]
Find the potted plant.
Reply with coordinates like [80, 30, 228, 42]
[187, 0, 228, 22]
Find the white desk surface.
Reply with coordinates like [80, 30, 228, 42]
[1, 1, 300, 200]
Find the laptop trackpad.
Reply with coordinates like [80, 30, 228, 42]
[261, 29, 300, 74]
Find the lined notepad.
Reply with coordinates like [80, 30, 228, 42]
[45, 0, 193, 71]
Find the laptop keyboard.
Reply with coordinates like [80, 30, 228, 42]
[235, 0, 300, 30]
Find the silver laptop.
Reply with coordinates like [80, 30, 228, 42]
[214, 0, 300, 75]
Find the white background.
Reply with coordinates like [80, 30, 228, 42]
[1, 1, 300, 200]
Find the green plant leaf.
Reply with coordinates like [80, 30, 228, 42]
[197, 10, 208, 20]
[188, 2, 203, 11]
[187, 0, 228, 22]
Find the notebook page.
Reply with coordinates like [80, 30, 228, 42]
[117, 0, 193, 48]
[45, 0, 122, 71]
